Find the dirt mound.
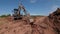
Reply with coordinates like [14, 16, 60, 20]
[0, 17, 32, 34]
[48, 8, 60, 34]
[0, 16, 57, 34]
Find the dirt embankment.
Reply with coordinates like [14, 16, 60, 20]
[0, 16, 58, 34]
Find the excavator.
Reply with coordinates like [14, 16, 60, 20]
[13, 3, 28, 20]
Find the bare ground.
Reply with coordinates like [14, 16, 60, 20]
[0, 16, 59, 34]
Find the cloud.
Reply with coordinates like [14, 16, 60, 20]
[30, 0, 37, 3]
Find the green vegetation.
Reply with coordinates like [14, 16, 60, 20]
[0, 14, 11, 18]
[31, 15, 44, 18]
[0, 14, 44, 18]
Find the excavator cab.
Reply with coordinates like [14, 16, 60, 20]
[13, 9, 22, 20]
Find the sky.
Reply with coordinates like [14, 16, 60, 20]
[0, 0, 60, 16]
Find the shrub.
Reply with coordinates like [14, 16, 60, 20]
[0, 14, 11, 18]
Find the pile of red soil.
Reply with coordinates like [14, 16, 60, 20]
[0, 16, 58, 34]
[48, 8, 60, 34]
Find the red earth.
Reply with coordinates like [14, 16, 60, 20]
[0, 16, 60, 34]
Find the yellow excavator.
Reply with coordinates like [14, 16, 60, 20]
[13, 3, 28, 20]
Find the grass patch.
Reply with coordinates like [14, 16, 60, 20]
[0, 14, 11, 18]
[31, 15, 44, 18]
